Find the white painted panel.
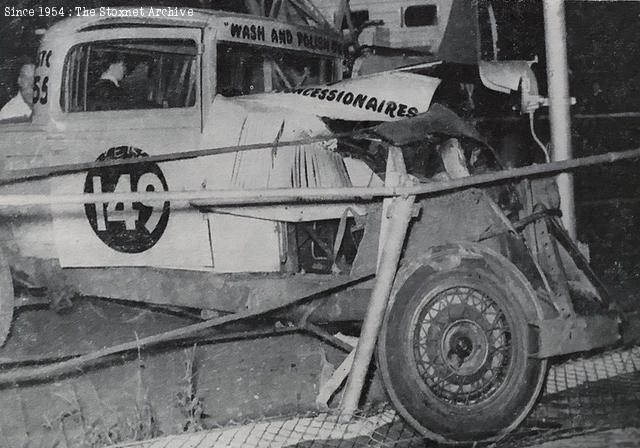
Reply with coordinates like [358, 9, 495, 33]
[52, 169, 214, 269]
[344, 157, 383, 187]
[208, 214, 281, 273]
[206, 204, 367, 222]
[0, 126, 57, 259]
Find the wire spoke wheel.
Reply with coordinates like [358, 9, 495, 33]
[412, 286, 512, 407]
[378, 245, 548, 443]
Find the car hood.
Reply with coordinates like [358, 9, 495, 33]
[233, 71, 441, 123]
[203, 70, 442, 149]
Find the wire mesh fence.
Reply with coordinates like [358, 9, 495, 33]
[107, 345, 640, 448]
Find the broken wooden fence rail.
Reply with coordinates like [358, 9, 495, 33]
[0, 146, 637, 208]
[0, 131, 356, 185]
[0, 274, 373, 386]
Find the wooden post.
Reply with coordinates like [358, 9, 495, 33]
[340, 195, 415, 416]
[543, 0, 576, 239]
[340, 146, 416, 418]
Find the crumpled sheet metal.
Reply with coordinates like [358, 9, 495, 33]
[367, 104, 484, 147]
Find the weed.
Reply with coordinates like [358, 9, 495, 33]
[40, 339, 161, 447]
[175, 344, 205, 432]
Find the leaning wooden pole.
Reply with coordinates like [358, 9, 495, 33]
[0, 146, 637, 208]
[340, 194, 415, 416]
[340, 146, 415, 417]
[0, 274, 373, 386]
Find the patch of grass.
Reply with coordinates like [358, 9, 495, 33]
[103, 402, 159, 445]
[175, 344, 205, 433]
[41, 341, 162, 447]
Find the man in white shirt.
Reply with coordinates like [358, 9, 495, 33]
[0, 63, 35, 121]
[0, 64, 35, 120]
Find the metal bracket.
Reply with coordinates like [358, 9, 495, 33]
[531, 206, 575, 318]
[530, 312, 621, 358]
[546, 215, 610, 308]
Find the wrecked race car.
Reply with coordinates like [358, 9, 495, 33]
[0, 7, 624, 443]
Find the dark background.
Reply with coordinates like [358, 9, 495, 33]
[1, 0, 640, 288]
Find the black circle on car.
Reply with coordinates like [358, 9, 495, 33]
[84, 146, 170, 253]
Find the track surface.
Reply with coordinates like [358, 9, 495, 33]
[102, 346, 640, 447]
[0, 298, 638, 447]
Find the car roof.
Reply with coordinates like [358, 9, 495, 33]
[46, 7, 340, 39]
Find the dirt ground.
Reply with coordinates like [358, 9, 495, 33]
[0, 299, 359, 447]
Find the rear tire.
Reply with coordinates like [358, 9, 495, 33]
[378, 244, 547, 443]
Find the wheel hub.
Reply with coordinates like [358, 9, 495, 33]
[441, 320, 489, 376]
[412, 286, 512, 406]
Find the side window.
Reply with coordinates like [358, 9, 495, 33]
[216, 43, 266, 96]
[216, 42, 336, 97]
[61, 39, 197, 112]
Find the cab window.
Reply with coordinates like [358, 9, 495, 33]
[216, 42, 336, 97]
[61, 38, 197, 112]
[403, 4, 438, 27]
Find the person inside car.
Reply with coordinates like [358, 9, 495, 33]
[88, 53, 129, 111]
[0, 63, 35, 121]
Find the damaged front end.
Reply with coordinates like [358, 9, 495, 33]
[244, 78, 618, 362]
[350, 105, 620, 359]
[227, 65, 621, 363]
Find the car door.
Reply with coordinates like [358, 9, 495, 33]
[46, 27, 215, 269]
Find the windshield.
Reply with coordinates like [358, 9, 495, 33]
[216, 42, 337, 97]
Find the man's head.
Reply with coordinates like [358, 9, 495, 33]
[109, 60, 125, 82]
[17, 63, 35, 104]
[102, 53, 126, 82]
